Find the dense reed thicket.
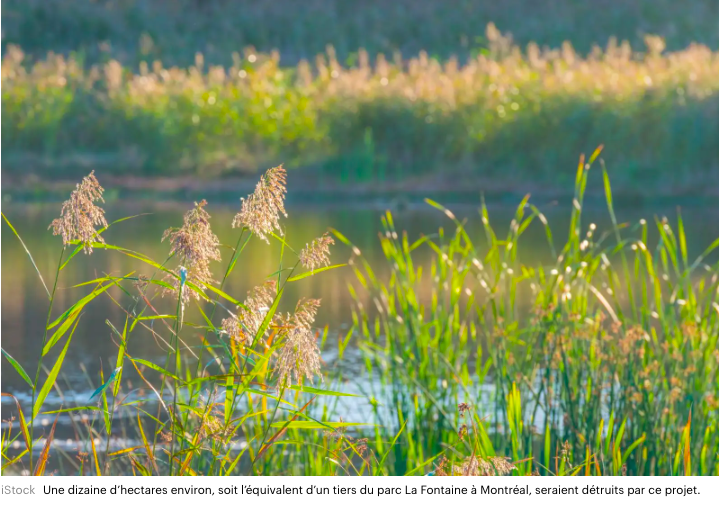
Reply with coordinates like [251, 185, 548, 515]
[3, 27, 719, 190]
[334, 150, 719, 476]
[2, 155, 718, 475]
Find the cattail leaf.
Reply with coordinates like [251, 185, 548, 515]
[255, 397, 315, 462]
[196, 280, 242, 306]
[43, 406, 101, 414]
[108, 446, 143, 457]
[59, 244, 85, 271]
[621, 434, 646, 465]
[43, 309, 81, 356]
[90, 432, 102, 476]
[377, 419, 407, 471]
[269, 232, 297, 254]
[130, 457, 152, 476]
[48, 275, 130, 330]
[131, 358, 180, 381]
[137, 410, 158, 475]
[60, 214, 152, 271]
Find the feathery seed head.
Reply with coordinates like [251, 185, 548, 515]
[232, 165, 287, 243]
[162, 200, 221, 266]
[435, 455, 516, 476]
[455, 456, 516, 476]
[49, 171, 108, 253]
[222, 280, 277, 346]
[299, 233, 334, 271]
[161, 200, 221, 303]
[275, 298, 323, 388]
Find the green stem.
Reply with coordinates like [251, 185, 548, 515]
[29, 246, 65, 473]
[169, 286, 184, 475]
[252, 386, 286, 474]
[183, 230, 247, 436]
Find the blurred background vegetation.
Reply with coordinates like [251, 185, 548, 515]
[2, 0, 719, 193]
[5, 0, 719, 66]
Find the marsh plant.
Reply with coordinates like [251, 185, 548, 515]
[2, 152, 718, 476]
[334, 148, 719, 476]
[1, 166, 378, 476]
[3, 25, 719, 189]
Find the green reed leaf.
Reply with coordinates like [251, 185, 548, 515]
[34, 317, 81, 418]
[1, 348, 34, 390]
[2, 213, 50, 299]
[287, 263, 346, 281]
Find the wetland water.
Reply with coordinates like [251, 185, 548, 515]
[2, 198, 718, 461]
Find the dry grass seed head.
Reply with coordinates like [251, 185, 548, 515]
[199, 414, 233, 443]
[455, 456, 516, 476]
[161, 200, 221, 303]
[162, 199, 221, 266]
[232, 165, 287, 243]
[299, 232, 335, 271]
[49, 171, 108, 253]
[222, 280, 277, 346]
[275, 298, 323, 388]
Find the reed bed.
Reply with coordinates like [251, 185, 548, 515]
[2, 153, 718, 476]
[335, 149, 719, 476]
[3, 27, 719, 190]
[2, 166, 376, 476]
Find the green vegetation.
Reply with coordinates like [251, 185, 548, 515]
[3, 28, 719, 191]
[2, 155, 718, 475]
[339, 150, 719, 475]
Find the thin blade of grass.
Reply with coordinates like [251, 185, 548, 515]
[1, 393, 31, 453]
[33, 410, 60, 476]
[2, 213, 50, 298]
[287, 264, 346, 281]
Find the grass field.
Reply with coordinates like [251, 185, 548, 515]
[2, 157, 718, 475]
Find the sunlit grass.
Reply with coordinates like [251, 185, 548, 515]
[1, 167, 373, 476]
[3, 27, 718, 189]
[334, 148, 719, 475]
[2, 152, 718, 476]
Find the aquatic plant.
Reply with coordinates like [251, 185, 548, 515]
[334, 147, 719, 475]
[2, 153, 717, 475]
[1, 166, 365, 476]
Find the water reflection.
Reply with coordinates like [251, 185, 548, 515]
[3, 199, 718, 397]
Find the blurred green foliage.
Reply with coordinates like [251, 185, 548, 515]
[3, 26, 718, 190]
[4, 0, 719, 67]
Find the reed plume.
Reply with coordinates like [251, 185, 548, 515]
[275, 298, 323, 388]
[48, 171, 108, 253]
[161, 200, 221, 304]
[222, 280, 277, 347]
[299, 233, 334, 271]
[232, 165, 287, 244]
[435, 455, 516, 476]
